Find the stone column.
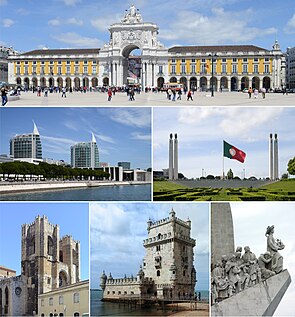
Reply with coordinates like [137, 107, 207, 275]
[169, 134, 173, 180]
[173, 134, 178, 180]
[269, 133, 274, 180]
[211, 202, 235, 266]
[274, 134, 279, 180]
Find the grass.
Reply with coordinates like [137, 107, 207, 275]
[153, 180, 295, 201]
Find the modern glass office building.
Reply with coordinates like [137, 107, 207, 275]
[71, 133, 99, 169]
[9, 122, 42, 162]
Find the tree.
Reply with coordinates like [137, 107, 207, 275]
[287, 157, 295, 175]
[281, 173, 288, 179]
[227, 169, 234, 179]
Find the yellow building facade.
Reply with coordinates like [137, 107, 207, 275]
[7, 6, 285, 91]
[38, 280, 89, 317]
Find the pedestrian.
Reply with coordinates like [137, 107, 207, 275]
[1, 86, 8, 106]
[37, 86, 41, 97]
[167, 88, 172, 100]
[177, 89, 182, 100]
[261, 87, 266, 99]
[187, 90, 193, 101]
[107, 88, 112, 101]
[129, 89, 135, 101]
[254, 88, 258, 99]
[248, 87, 252, 98]
[283, 87, 288, 95]
[61, 87, 66, 98]
[44, 87, 48, 97]
[172, 90, 176, 101]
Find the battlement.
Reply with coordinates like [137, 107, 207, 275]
[148, 216, 191, 230]
[143, 231, 195, 246]
[106, 277, 154, 285]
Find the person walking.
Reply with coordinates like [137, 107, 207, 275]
[187, 90, 193, 101]
[177, 89, 182, 100]
[248, 87, 252, 99]
[172, 89, 176, 101]
[1, 86, 8, 106]
[107, 88, 112, 101]
[61, 87, 66, 98]
[254, 88, 258, 99]
[261, 87, 266, 99]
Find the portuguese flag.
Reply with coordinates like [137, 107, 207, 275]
[223, 140, 246, 163]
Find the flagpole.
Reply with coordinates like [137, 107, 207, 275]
[222, 140, 224, 180]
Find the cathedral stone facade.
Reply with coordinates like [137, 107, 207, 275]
[100, 209, 196, 301]
[0, 215, 80, 316]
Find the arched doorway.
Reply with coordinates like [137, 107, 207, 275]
[231, 77, 238, 91]
[200, 77, 207, 91]
[57, 77, 63, 87]
[170, 77, 177, 83]
[209, 77, 217, 91]
[220, 77, 228, 90]
[103, 77, 109, 86]
[66, 77, 72, 88]
[82, 77, 89, 88]
[122, 45, 142, 86]
[157, 77, 164, 89]
[40, 77, 46, 87]
[179, 77, 187, 89]
[190, 77, 197, 90]
[263, 76, 271, 90]
[16, 77, 21, 85]
[32, 77, 38, 87]
[59, 271, 68, 288]
[49, 77, 54, 87]
[74, 77, 80, 89]
[91, 77, 98, 88]
[241, 77, 249, 90]
[5, 287, 8, 315]
[24, 77, 29, 89]
[252, 76, 260, 89]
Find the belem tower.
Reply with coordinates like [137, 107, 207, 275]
[100, 209, 197, 301]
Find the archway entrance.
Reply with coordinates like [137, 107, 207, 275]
[263, 77, 271, 90]
[49, 77, 54, 87]
[74, 77, 80, 89]
[157, 77, 164, 89]
[122, 45, 142, 87]
[103, 77, 109, 86]
[231, 77, 238, 91]
[190, 77, 197, 90]
[252, 77, 260, 89]
[200, 77, 207, 91]
[82, 77, 89, 89]
[241, 77, 249, 90]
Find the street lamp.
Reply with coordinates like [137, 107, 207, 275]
[208, 53, 217, 97]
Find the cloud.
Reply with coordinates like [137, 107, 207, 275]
[95, 133, 116, 144]
[2, 19, 15, 28]
[51, 32, 102, 48]
[91, 16, 119, 31]
[56, 0, 81, 6]
[159, 8, 277, 45]
[48, 17, 83, 27]
[17, 8, 29, 15]
[109, 108, 151, 128]
[131, 132, 151, 141]
[284, 13, 295, 34]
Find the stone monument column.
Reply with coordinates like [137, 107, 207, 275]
[211, 202, 235, 266]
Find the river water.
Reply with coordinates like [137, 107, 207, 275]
[91, 289, 209, 316]
[0, 184, 151, 201]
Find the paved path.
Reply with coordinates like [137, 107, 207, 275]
[5, 91, 295, 106]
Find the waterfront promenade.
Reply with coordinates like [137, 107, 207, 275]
[6, 90, 295, 106]
[0, 180, 151, 194]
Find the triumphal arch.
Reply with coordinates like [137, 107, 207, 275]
[99, 5, 168, 87]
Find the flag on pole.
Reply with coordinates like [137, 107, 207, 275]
[223, 140, 246, 163]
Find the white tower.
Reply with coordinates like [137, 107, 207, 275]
[269, 133, 274, 180]
[169, 133, 174, 180]
[173, 133, 178, 180]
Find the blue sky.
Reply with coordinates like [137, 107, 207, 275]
[153, 107, 295, 179]
[0, 107, 151, 169]
[0, 202, 89, 280]
[230, 202, 295, 316]
[90, 202, 209, 291]
[0, 0, 294, 52]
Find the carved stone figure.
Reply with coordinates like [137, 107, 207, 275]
[258, 252, 276, 279]
[121, 5, 143, 24]
[266, 225, 285, 273]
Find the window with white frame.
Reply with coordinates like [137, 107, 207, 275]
[73, 292, 79, 303]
